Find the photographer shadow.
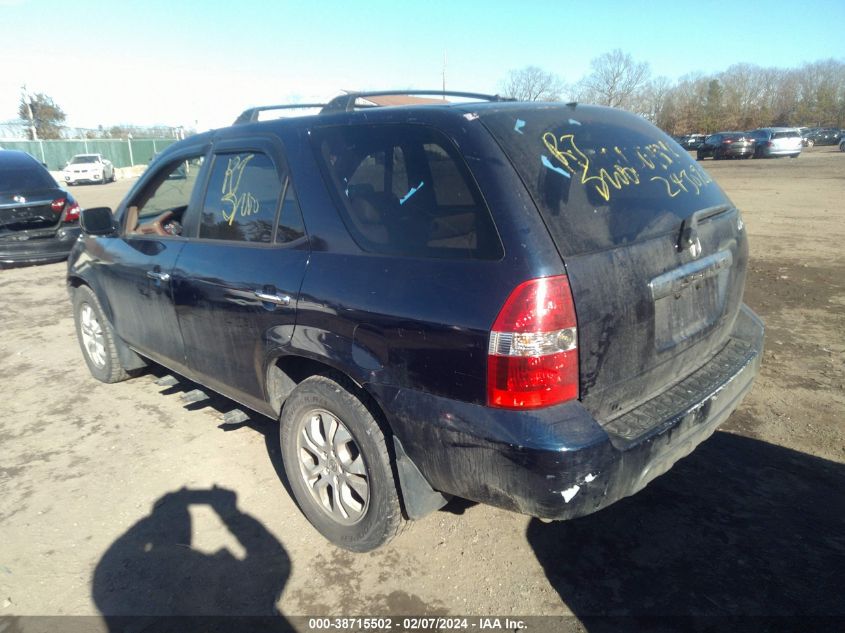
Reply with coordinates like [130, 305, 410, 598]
[526, 432, 845, 627]
[92, 486, 293, 629]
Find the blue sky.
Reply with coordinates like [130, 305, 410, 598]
[1, 0, 843, 131]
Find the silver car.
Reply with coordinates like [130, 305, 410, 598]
[750, 128, 802, 158]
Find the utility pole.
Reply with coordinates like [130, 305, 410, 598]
[21, 85, 37, 140]
[442, 50, 447, 100]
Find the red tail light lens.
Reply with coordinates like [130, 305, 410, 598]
[51, 198, 66, 213]
[63, 201, 80, 223]
[487, 275, 579, 409]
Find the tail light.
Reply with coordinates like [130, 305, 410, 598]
[487, 275, 579, 409]
[51, 198, 66, 213]
[766, 141, 773, 147]
[63, 200, 81, 223]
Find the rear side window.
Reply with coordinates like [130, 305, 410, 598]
[312, 124, 502, 260]
[482, 108, 731, 254]
[199, 152, 281, 243]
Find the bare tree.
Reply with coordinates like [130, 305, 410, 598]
[575, 49, 650, 110]
[500, 66, 566, 101]
[18, 92, 66, 139]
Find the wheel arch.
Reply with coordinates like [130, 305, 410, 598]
[68, 276, 146, 371]
[265, 352, 448, 521]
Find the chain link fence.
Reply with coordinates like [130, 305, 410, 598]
[0, 138, 178, 170]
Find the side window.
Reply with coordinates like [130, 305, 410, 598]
[313, 124, 503, 260]
[276, 180, 305, 243]
[423, 143, 473, 207]
[126, 155, 205, 236]
[199, 152, 281, 243]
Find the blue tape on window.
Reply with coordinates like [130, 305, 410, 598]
[399, 181, 425, 205]
[514, 119, 526, 134]
[541, 155, 571, 178]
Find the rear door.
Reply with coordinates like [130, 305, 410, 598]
[481, 106, 748, 422]
[172, 135, 310, 414]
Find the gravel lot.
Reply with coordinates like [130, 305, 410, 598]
[2, 149, 843, 626]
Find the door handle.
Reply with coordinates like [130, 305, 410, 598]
[146, 271, 171, 282]
[254, 291, 291, 306]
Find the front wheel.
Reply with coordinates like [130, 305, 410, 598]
[280, 375, 404, 552]
[72, 285, 130, 383]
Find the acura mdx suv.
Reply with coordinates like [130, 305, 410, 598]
[68, 91, 764, 551]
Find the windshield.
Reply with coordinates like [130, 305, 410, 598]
[70, 156, 99, 164]
[481, 106, 731, 254]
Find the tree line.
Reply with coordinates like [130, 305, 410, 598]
[500, 52, 845, 134]
[15, 93, 188, 140]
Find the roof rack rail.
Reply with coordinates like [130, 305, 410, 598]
[233, 103, 327, 125]
[320, 90, 513, 113]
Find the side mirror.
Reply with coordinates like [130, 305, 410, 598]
[80, 207, 117, 236]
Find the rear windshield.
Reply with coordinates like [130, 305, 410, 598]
[312, 124, 502, 260]
[772, 131, 800, 139]
[0, 163, 55, 192]
[481, 107, 730, 254]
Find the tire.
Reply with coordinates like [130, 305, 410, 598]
[72, 285, 130, 383]
[696, 152, 704, 161]
[754, 147, 763, 159]
[280, 375, 404, 552]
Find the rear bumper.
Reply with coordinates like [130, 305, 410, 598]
[0, 225, 81, 265]
[760, 146, 801, 157]
[372, 305, 764, 520]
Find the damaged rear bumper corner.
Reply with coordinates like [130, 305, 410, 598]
[372, 304, 764, 522]
[0, 226, 82, 266]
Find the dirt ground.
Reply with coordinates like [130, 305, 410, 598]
[1, 149, 843, 626]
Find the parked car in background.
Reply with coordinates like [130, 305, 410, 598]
[839, 137, 845, 152]
[749, 128, 802, 158]
[0, 150, 82, 266]
[678, 134, 706, 150]
[696, 132, 756, 160]
[804, 128, 842, 147]
[68, 91, 764, 552]
[62, 154, 115, 185]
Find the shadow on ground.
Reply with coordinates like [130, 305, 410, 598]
[527, 431, 845, 628]
[92, 486, 293, 630]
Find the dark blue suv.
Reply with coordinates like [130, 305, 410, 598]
[68, 91, 764, 551]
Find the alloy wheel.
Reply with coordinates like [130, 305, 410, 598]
[295, 408, 369, 525]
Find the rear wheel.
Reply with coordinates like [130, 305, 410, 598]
[72, 285, 130, 383]
[280, 375, 404, 552]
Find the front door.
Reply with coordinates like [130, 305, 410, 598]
[103, 152, 209, 372]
